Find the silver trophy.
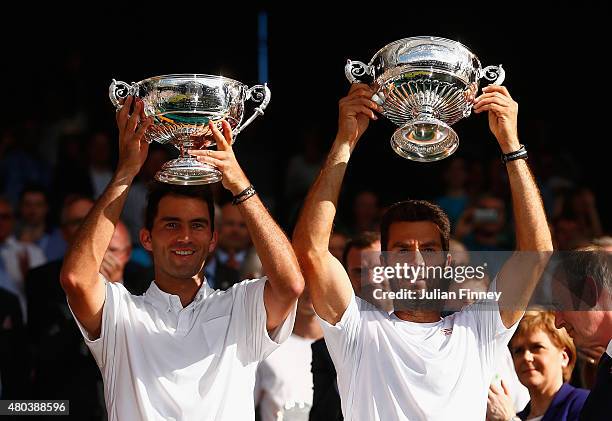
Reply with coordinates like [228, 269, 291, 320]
[345, 36, 505, 161]
[109, 74, 271, 184]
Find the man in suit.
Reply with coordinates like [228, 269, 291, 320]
[553, 246, 612, 419]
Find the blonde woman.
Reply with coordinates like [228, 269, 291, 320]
[487, 311, 589, 421]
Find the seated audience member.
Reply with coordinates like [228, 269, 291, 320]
[487, 311, 588, 421]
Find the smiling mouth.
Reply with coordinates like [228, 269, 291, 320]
[173, 250, 195, 256]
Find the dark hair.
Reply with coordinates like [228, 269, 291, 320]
[380, 200, 450, 252]
[558, 246, 612, 303]
[19, 183, 49, 203]
[145, 182, 215, 232]
[342, 231, 381, 267]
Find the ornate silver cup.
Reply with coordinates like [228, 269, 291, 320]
[345, 36, 505, 161]
[109, 74, 271, 184]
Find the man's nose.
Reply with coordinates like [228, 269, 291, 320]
[177, 226, 192, 241]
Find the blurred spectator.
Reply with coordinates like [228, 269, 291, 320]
[204, 201, 259, 290]
[16, 184, 66, 261]
[435, 158, 469, 227]
[487, 311, 589, 421]
[455, 194, 512, 251]
[552, 216, 591, 251]
[554, 187, 603, 241]
[328, 231, 348, 262]
[255, 288, 323, 420]
[0, 197, 46, 320]
[350, 190, 381, 235]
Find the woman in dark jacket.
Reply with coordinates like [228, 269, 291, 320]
[487, 311, 589, 421]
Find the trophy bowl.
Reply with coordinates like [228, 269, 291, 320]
[109, 74, 270, 184]
[345, 36, 505, 162]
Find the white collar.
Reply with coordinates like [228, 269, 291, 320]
[607, 338, 612, 358]
[144, 279, 211, 313]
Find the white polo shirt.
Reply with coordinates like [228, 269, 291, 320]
[71, 275, 296, 421]
[320, 288, 519, 420]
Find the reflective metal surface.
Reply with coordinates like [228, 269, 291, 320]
[109, 74, 270, 184]
[346, 36, 504, 161]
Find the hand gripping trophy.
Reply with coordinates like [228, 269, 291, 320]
[345, 36, 505, 161]
[109, 74, 270, 184]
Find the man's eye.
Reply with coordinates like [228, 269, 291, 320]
[192, 223, 204, 229]
[166, 223, 178, 229]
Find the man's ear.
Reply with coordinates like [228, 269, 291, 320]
[208, 230, 218, 254]
[582, 276, 601, 309]
[140, 228, 153, 252]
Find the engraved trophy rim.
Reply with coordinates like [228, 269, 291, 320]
[136, 73, 247, 88]
[368, 35, 482, 86]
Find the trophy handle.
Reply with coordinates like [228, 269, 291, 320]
[109, 79, 139, 109]
[234, 83, 271, 136]
[479, 65, 505, 86]
[345, 59, 374, 84]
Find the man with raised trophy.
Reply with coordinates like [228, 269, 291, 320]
[293, 36, 553, 420]
[60, 74, 304, 420]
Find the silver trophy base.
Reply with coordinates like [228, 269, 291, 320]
[390, 117, 459, 162]
[154, 157, 222, 185]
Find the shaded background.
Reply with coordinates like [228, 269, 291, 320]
[1, 4, 609, 231]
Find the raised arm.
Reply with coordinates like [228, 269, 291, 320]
[474, 86, 553, 328]
[292, 84, 380, 325]
[190, 121, 304, 331]
[60, 97, 152, 338]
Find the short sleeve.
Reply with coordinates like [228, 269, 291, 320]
[317, 292, 362, 371]
[68, 275, 128, 370]
[465, 278, 521, 373]
[236, 277, 297, 362]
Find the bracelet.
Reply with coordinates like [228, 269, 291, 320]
[232, 185, 256, 205]
[501, 144, 528, 164]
